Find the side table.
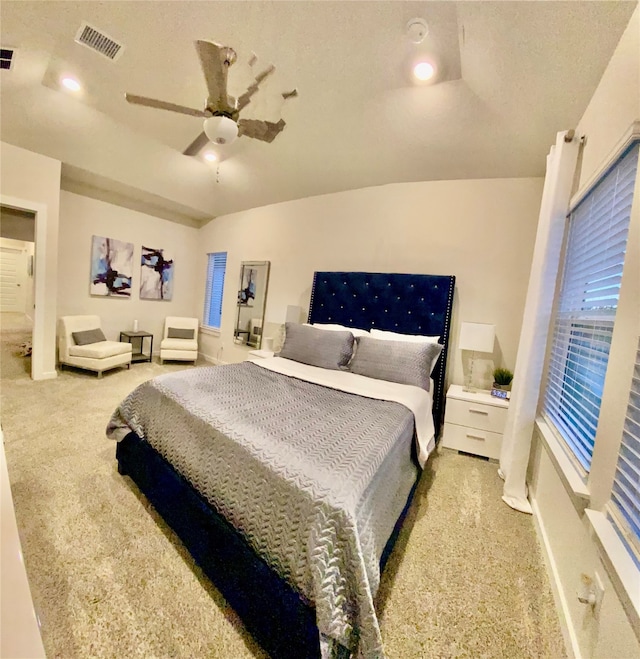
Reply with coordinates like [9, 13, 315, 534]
[119, 330, 153, 363]
[440, 384, 509, 460]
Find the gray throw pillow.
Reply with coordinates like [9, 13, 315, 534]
[72, 328, 107, 345]
[168, 327, 195, 339]
[279, 323, 354, 370]
[349, 335, 443, 391]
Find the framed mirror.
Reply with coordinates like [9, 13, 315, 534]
[234, 261, 270, 348]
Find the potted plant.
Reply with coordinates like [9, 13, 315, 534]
[492, 367, 514, 391]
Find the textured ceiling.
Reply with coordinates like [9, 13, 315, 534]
[0, 1, 636, 224]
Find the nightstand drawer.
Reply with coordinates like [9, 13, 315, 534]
[441, 422, 503, 460]
[444, 397, 508, 434]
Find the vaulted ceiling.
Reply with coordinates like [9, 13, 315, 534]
[1, 1, 636, 225]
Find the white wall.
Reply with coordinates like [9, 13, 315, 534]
[57, 191, 200, 349]
[0, 142, 61, 380]
[529, 6, 640, 658]
[198, 177, 543, 385]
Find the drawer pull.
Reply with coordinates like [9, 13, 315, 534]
[466, 433, 486, 441]
[469, 408, 489, 415]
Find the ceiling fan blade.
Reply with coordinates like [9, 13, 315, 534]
[195, 40, 236, 115]
[238, 118, 286, 143]
[236, 64, 276, 112]
[125, 93, 207, 117]
[183, 131, 211, 156]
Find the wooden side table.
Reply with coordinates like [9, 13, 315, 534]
[119, 330, 153, 363]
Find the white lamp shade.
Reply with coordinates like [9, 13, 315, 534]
[203, 115, 238, 145]
[459, 322, 495, 353]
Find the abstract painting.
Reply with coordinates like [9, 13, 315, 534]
[90, 235, 133, 297]
[140, 246, 174, 300]
[238, 267, 256, 304]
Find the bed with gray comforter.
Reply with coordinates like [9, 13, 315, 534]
[107, 360, 424, 657]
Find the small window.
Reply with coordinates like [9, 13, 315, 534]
[543, 142, 639, 471]
[203, 252, 227, 330]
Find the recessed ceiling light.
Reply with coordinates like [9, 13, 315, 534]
[203, 151, 218, 162]
[413, 61, 435, 82]
[61, 76, 81, 92]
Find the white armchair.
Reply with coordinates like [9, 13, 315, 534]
[160, 317, 199, 364]
[58, 315, 132, 377]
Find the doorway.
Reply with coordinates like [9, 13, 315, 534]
[0, 206, 35, 376]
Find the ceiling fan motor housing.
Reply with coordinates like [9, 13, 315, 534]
[203, 115, 238, 145]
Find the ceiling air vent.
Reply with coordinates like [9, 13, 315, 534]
[74, 22, 124, 61]
[1, 48, 16, 70]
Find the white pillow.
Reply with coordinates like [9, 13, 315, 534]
[312, 323, 370, 338]
[370, 329, 440, 343]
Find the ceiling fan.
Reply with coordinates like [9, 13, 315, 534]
[125, 40, 297, 155]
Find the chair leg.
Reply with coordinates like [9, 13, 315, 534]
[98, 371, 103, 379]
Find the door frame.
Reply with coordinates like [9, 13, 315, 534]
[0, 194, 56, 380]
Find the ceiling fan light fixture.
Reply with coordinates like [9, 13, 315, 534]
[203, 115, 238, 145]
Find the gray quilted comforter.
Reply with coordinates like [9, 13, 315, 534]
[107, 362, 420, 657]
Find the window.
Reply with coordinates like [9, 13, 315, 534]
[609, 338, 640, 563]
[543, 142, 639, 472]
[203, 252, 227, 330]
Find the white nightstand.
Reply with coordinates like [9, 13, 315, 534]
[441, 384, 509, 460]
[246, 349, 275, 360]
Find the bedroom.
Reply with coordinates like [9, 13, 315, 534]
[1, 1, 639, 658]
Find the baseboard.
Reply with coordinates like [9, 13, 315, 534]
[531, 495, 581, 659]
[200, 351, 227, 366]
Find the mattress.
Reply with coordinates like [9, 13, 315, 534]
[107, 358, 433, 657]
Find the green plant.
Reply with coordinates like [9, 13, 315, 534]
[493, 367, 513, 385]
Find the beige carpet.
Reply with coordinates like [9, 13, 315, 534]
[1, 314, 566, 659]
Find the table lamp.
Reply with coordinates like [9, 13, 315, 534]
[459, 322, 495, 392]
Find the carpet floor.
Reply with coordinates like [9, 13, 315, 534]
[0, 313, 566, 658]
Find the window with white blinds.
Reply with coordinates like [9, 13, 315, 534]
[203, 252, 227, 330]
[610, 338, 640, 561]
[543, 142, 639, 472]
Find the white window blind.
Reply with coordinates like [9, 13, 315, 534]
[543, 142, 639, 471]
[610, 338, 640, 560]
[203, 252, 227, 330]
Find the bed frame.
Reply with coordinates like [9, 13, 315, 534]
[116, 271, 455, 658]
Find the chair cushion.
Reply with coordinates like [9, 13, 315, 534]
[161, 338, 198, 351]
[72, 328, 107, 345]
[167, 327, 195, 339]
[68, 341, 132, 359]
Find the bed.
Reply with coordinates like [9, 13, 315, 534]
[108, 271, 455, 658]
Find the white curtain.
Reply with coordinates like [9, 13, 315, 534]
[499, 131, 581, 514]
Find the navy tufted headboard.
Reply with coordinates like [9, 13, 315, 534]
[308, 271, 456, 439]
